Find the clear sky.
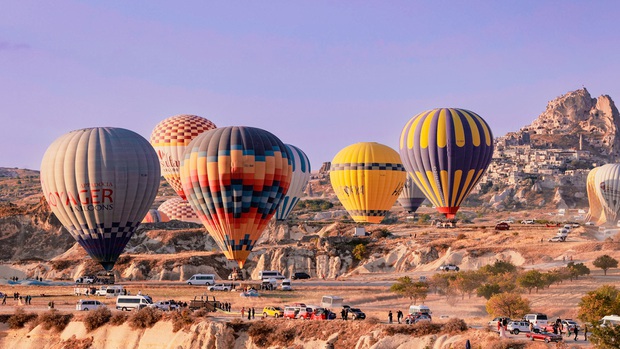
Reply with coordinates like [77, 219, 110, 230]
[2, 1, 619, 171]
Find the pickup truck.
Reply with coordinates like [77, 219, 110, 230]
[439, 264, 460, 271]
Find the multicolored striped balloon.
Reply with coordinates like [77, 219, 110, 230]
[180, 126, 292, 268]
[330, 142, 406, 223]
[275, 144, 311, 221]
[40, 127, 160, 271]
[399, 108, 494, 219]
[158, 197, 202, 224]
[594, 164, 620, 224]
[150, 114, 217, 200]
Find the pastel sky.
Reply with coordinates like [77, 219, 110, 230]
[2, 1, 619, 170]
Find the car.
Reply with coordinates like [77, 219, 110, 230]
[561, 319, 580, 333]
[526, 331, 563, 343]
[76, 299, 106, 311]
[75, 276, 95, 284]
[208, 283, 233, 292]
[548, 236, 566, 242]
[585, 221, 595, 226]
[405, 313, 432, 324]
[283, 306, 300, 319]
[439, 264, 460, 271]
[348, 308, 366, 320]
[150, 300, 179, 311]
[310, 308, 336, 320]
[521, 219, 536, 224]
[488, 317, 512, 330]
[291, 272, 311, 280]
[495, 222, 510, 230]
[296, 307, 313, 319]
[262, 306, 284, 318]
[507, 321, 534, 335]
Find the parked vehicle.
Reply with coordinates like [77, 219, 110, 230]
[258, 270, 285, 280]
[291, 272, 311, 280]
[526, 331, 563, 343]
[283, 306, 300, 319]
[116, 295, 153, 311]
[439, 264, 459, 271]
[523, 313, 548, 327]
[600, 315, 620, 327]
[297, 307, 313, 319]
[521, 219, 536, 224]
[186, 274, 216, 286]
[321, 295, 344, 309]
[495, 222, 510, 230]
[507, 321, 534, 334]
[208, 283, 233, 292]
[561, 319, 580, 333]
[281, 279, 292, 291]
[310, 308, 336, 320]
[75, 276, 95, 284]
[150, 300, 179, 311]
[487, 317, 511, 330]
[548, 236, 565, 242]
[348, 308, 366, 320]
[262, 306, 284, 318]
[76, 299, 106, 311]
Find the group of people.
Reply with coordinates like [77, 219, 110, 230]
[219, 302, 232, 312]
[240, 307, 256, 319]
[387, 310, 404, 324]
[0, 292, 33, 305]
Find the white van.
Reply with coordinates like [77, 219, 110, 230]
[321, 295, 344, 309]
[116, 295, 153, 311]
[523, 313, 548, 327]
[258, 270, 285, 280]
[186, 274, 216, 285]
[104, 285, 124, 297]
[409, 304, 431, 315]
[281, 279, 292, 291]
[601, 315, 620, 327]
[76, 299, 106, 311]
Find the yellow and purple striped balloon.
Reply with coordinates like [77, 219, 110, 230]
[399, 108, 494, 219]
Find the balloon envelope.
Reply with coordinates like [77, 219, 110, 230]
[150, 114, 217, 200]
[40, 127, 160, 271]
[142, 209, 170, 223]
[594, 164, 620, 225]
[330, 142, 406, 223]
[158, 197, 202, 224]
[180, 126, 292, 268]
[399, 108, 494, 219]
[585, 166, 606, 225]
[275, 144, 311, 221]
[398, 174, 427, 213]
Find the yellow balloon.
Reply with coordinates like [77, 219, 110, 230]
[330, 142, 406, 223]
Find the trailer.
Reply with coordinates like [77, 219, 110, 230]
[188, 295, 220, 312]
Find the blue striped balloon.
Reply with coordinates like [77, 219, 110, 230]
[276, 144, 312, 221]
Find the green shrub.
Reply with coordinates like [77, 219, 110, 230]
[129, 307, 162, 329]
[109, 312, 128, 326]
[84, 307, 112, 332]
[7, 309, 38, 329]
[37, 309, 73, 332]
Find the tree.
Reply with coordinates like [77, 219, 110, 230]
[452, 271, 485, 299]
[567, 262, 590, 280]
[486, 293, 531, 319]
[480, 260, 517, 275]
[390, 276, 429, 304]
[588, 322, 620, 349]
[352, 244, 367, 261]
[477, 283, 502, 300]
[517, 270, 545, 294]
[593, 255, 619, 276]
[578, 285, 620, 324]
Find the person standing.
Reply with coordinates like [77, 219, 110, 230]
[341, 308, 346, 320]
[583, 324, 587, 341]
[252, 307, 255, 319]
[248, 309, 251, 320]
[388, 310, 393, 324]
[498, 320, 502, 332]
[241, 307, 245, 318]
[397, 310, 403, 324]
[465, 339, 471, 349]
[574, 325, 579, 341]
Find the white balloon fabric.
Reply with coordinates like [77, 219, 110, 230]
[398, 174, 427, 213]
[158, 197, 202, 224]
[595, 164, 620, 225]
[275, 144, 311, 221]
[40, 127, 160, 271]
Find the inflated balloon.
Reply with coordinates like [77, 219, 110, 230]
[594, 164, 620, 224]
[150, 115, 217, 200]
[398, 174, 427, 213]
[585, 167, 606, 225]
[40, 127, 160, 271]
[180, 126, 292, 268]
[142, 209, 170, 223]
[330, 142, 406, 223]
[400, 108, 494, 219]
[275, 144, 311, 221]
[158, 197, 202, 224]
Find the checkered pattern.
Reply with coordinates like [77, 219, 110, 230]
[330, 163, 405, 171]
[150, 114, 217, 146]
[66, 222, 138, 268]
[348, 209, 389, 217]
[158, 197, 201, 223]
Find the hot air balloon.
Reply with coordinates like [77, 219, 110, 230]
[398, 174, 427, 213]
[40, 127, 160, 271]
[275, 144, 311, 221]
[399, 108, 494, 220]
[594, 164, 620, 225]
[142, 209, 170, 223]
[585, 166, 606, 225]
[158, 197, 202, 224]
[180, 126, 292, 268]
[330, 142, 406, 223]
[150, 114, 217, 200]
